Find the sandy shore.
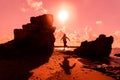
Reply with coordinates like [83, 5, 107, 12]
[29, 49, 115, 80]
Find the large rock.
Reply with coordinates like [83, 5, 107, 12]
[74, 34, 114, 60]
[0, 14, 55, 60]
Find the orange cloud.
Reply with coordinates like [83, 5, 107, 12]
[21, 0, 47, 13]
[96, 20, 102, 25]
[112, 31, 120, 48]
[21, 7, 28, 12]
[27, 0, 43, 11]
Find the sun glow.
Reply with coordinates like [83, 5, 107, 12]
[58, 10, 69, 23]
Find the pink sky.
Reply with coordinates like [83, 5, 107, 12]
[0, 0, 120, 47]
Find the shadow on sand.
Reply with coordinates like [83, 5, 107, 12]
[0, 53, 51, 80]
[59, 57, 76, 75]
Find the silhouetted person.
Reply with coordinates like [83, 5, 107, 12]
[61, 34, 70, 50]
[59, 57, 76, 75]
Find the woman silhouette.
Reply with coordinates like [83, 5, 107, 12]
[61, 34, 70, 49]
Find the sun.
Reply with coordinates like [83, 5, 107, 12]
[58, 10, 69, 23]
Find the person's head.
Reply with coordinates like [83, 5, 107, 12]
[64, 33, 66, 37]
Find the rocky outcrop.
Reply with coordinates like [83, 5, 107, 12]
[0, 14, 55, 60]
[74, 34, 114, 60]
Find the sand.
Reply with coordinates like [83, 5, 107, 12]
[29, 49, 115, 80]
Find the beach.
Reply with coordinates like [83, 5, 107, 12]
[0, 48, 120, 80]
[28, 48, 119, 80]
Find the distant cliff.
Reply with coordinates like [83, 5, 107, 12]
[0, 14, 56, 60]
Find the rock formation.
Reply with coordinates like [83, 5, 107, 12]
[0, 14, 55, 60]
[74, 34, 114, 60]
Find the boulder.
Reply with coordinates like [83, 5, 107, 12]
[74, 34, 114, 60]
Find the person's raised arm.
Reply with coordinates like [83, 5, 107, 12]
[66, 37, 70, 41]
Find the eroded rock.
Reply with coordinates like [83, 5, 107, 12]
[74, 34, 114, 60]
[0, 14, 55, 60]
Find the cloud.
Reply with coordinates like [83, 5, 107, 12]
[114, 31, 120, 37]
[21, 7, 28, 12]
[54, 25, 99, 46]
[27, 0, 43, 11]
[96, 20, 102, 25]
[111, 31, 120, 48]
[21, 0, 47, 13]
[84, 26, 97, 40]
[54, 26, 120, 48]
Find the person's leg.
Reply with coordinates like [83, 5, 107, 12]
[64, 42, 66, 50]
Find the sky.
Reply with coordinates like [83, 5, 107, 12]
[0, 0, 120, 47]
